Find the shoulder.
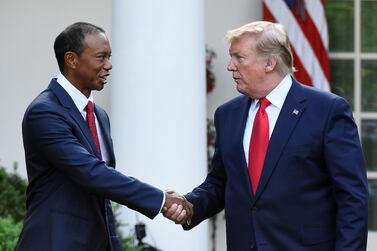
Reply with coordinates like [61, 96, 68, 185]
[23, 84, 69, 127]
[292, 81, 353, 125]
[25, 88, 58, 114]
[295, 80, 349, 108]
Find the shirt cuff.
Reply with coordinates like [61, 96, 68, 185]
[159, 190, 166, 213]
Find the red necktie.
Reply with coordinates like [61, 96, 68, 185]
[248, 97, 270, 194]
[86, 101, 102, 159]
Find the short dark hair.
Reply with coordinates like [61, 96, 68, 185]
[54, 22, 105, 72]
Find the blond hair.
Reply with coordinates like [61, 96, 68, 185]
[226, 21, 296, 76]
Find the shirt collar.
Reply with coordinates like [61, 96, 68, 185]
[264, 74, 292, 110]
[56, 73, 94, 112]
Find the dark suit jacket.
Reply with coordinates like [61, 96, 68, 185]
[17, 79, 163, 251]
[185, 79, 368, 251]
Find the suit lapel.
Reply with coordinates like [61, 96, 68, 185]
[252, 80, 307, 202]
[230, 96, 255, 199]
[49, 79, 100, 158]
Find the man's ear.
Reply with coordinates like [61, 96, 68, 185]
[265, 57, 277, 73]
[64, 52, 78, 70]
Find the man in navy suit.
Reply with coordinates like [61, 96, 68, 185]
[165, 21, 368, 250]
[16, 22, 192, 251]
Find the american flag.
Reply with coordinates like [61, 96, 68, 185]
[263, 0, 331, 92]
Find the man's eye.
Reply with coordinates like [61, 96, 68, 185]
[97, 56, 105, 61]
[237, 56, 244, 63]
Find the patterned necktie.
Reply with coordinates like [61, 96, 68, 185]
[85, 101, 102, 159]
[248, 97, 270, 194]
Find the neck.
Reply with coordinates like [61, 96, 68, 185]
[258, 72, 285, 98]
[62, 72, 90, 98]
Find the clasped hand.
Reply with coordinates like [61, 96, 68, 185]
[163, 189, 193, 224]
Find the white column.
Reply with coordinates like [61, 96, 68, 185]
[111, 1, 208, 251]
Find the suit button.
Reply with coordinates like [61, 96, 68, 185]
[252, 206, 257, 211]
[250, 242, 255, 249]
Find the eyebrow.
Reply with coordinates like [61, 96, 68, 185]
[94, 51, 111, 56]
[229, 51, 245, 57]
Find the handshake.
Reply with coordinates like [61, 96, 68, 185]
[162, 189, 193, 225]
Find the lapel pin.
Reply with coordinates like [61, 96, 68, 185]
[292, 109, 299, 116]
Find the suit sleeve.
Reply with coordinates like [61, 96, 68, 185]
[324, 97, 368, 250]
[184, 108, 226, 230]
[23, 102, 163, 219]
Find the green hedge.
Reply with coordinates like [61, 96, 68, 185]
[0, 216, 23, 251]
[0, 163, 27, 251]
[0, 163, 142, 250]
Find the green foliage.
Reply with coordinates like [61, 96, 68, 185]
[118, 233, 142, 251]
[361, 1, 377, 52]
[0, 163, 27, 250]
[326, 0, 354, 52]
[112, 203, 142, 251]
[0, 216, 23, 251]
[0, 163, 27, 221]
[330, 59, 354, 108]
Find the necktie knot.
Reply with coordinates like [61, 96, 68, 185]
[86, 101, 94, 113]
[259, 97, 270, 110]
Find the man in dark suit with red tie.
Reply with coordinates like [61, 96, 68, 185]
[165, 21, 368, 250]
[16, 22, 192, 251]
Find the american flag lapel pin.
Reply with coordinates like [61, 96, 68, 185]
[292, 109, 299, 116]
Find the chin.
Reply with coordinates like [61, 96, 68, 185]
[95, 84, 105, 91]
[236, 85, 246, 95]
[236, 87, 254, 98]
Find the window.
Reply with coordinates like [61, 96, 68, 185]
[326, 0, 377, 238]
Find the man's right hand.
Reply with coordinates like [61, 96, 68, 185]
[162, 189, 193, 224]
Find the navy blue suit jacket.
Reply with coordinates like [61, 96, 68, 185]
[185, 79, 368, 251]
[17, 79, 163, 251]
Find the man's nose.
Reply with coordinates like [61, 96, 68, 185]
[104, 59, 112, 71]
[227, 59, 236, 71]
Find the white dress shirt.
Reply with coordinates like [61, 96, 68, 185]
[56, 73, 109, 163]
[243, 74, 292, 164]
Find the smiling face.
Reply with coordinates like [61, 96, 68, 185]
[227, 34, 271, 99]
[67, 32, 112, 97]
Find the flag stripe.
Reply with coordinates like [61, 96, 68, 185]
[263, 0, 331, 92]
[264, 5, 313, 85]
[306, 0, 329, 49]
[264, 0, 330, 91]
[291, 6, 331, 81]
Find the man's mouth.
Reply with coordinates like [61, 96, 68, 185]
[99, 73, 110, 82]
